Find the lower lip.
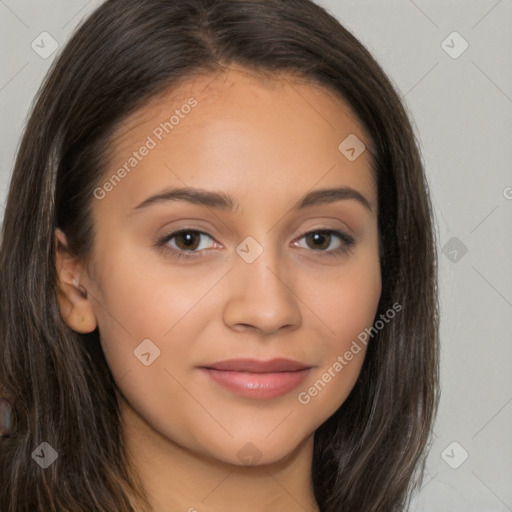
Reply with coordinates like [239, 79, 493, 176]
[199, 368, 311, 399]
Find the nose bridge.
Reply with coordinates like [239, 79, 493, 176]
[238, 237, 284, 292]
[223, 234, 301, 333]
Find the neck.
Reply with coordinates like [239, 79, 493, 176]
[118, 395, 320, 512]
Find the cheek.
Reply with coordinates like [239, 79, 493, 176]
[293, 250, 381, 413]
[89, 245, 222, 409]
[328, 268, 381, 346]
[89, 253, 210, 439]
[92, 242, 209, 340]
[300, 245, 381, 347]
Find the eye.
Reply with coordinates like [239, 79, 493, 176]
[294, 229, 355, 257]
[155, 228, 355, 261]
[157, 229, 217, 260]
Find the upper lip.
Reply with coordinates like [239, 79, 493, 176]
[200, 358, 312, 373]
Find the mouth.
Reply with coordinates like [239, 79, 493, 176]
[198, 358, 313, 399]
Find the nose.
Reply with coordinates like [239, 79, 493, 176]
[222, 242, 302, 336]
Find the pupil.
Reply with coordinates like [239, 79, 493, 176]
[308, 231, 329, 250]
[179, 232, 198, 249]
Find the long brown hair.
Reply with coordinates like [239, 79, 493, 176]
[0, 0, 439, 510]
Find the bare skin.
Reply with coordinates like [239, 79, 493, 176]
[55, 66, 381, 512]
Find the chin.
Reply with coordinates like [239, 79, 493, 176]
[200, 430, 312, 468]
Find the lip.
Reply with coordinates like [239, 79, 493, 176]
[202, 358, 311, 373]
[198, 358, 312, 399]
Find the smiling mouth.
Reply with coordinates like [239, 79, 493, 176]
[198, 358, 313, 399]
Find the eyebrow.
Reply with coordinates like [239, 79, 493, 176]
[132, 186, 374, 214]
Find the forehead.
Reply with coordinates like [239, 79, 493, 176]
[101, 66, 376, 210]
[109, 65, 372, 158]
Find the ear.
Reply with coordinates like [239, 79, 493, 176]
[54, 228, 98, 334]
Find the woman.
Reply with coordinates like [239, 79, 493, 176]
[0, 0, 439, 510]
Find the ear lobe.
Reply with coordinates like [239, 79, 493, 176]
[54, 228, 98, 334]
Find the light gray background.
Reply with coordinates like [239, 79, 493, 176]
[1, 1, 511, 510]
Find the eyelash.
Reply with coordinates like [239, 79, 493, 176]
[155, 228, 355, 261]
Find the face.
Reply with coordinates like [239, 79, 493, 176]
[59, 66, 381, 466]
